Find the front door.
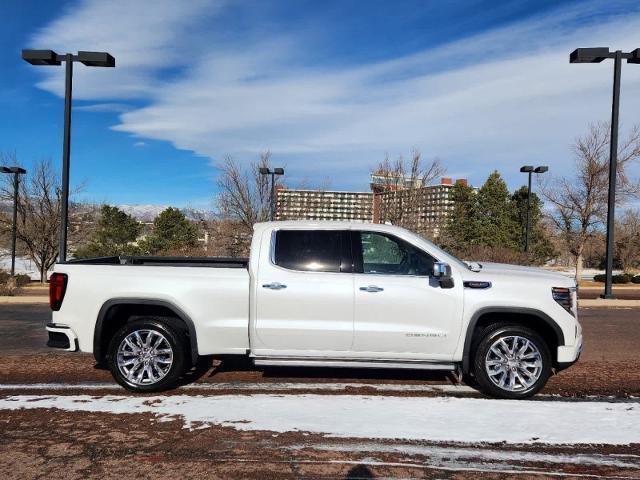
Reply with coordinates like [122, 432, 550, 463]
[352, 231, 463, 360]
[253, 229, 354, 355]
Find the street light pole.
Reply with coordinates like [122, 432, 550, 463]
[570, 47, 639, 298]
[1, 166, 27, 276]
[259, 167, 285, 221]
[60, 54, 74, 263]
[22, 50, 115, 262]
[520, 165, 548, 254]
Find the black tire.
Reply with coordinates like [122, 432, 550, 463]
[107, 317, 189, 393]
[472, 323, 552, 399]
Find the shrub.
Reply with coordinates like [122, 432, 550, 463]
[0, 277, 19, 296]
[631, 275, 640, 284]
[593, 273, 632, 283]
[0, 271, 10, 284]
[14, 274, 31, 287]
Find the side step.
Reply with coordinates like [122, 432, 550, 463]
[253, 357, 455, 371]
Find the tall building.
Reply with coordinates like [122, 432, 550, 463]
[274, 177, 469, 239]
[275, 187, 374, 222]
[374, 178, 468, 238]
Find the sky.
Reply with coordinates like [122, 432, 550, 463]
[2, 0, 640, 208]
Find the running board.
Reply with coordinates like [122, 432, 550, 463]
[253, 357, 455, 371]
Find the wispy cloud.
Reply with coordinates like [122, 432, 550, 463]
[28, 0, 640, 188]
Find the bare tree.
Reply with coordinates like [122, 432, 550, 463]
[541, 123, 640, 281]
[372, 149, 445, 235]
[615, 209, 640, 274]
[0, 157, 61, 282]
[215, 152, 275, 253]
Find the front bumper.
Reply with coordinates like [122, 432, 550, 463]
[556, 334, 582, 371]
[46, 323, 78, 352]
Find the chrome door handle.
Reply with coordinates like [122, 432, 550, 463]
[262, 282, 287, 290]
[359, 285, 384, 293]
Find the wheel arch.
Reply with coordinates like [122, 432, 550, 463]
[462, 307, 565, 374]
[94, 298, 199, 365]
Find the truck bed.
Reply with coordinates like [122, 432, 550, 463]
[63, 256, 249, 269]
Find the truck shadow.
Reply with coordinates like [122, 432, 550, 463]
[179, 355, 456, 385]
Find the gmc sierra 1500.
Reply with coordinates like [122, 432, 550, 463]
[47, 221, 582, 399]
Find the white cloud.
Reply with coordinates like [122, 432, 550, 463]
[28, 0, 640, 189]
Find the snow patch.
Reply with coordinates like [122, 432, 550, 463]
[1, 394, 638, 445]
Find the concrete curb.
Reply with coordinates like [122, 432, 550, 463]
[579, 299, 640, 307]
[0, 296, 49, 304]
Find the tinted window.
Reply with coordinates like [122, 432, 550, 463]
[360, 232, 434, 276]
[274, 230, 342, 272]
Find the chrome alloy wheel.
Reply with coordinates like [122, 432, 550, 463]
[484, 335, 543, 393]
[116, 329, 174, 385]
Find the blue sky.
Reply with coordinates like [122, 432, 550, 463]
[2, 0, 640, 208]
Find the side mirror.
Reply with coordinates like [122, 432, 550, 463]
[432, 262, 454, 289]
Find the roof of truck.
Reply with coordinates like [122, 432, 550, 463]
[254, 220, 404, 233]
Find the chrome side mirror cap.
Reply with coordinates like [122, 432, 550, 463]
[432, 262, 454, 289]
[432, 262, 451, 278]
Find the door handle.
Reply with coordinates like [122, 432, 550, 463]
[262, 282, 287, 290]
[359, 285, 384, 293]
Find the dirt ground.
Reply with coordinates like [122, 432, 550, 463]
[0, 304, 638, 479]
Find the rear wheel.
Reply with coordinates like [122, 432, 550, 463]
[107, 318, 188, 392]
[472, 324, 551, 399]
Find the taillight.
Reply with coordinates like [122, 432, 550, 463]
[49, 273, 68, 311]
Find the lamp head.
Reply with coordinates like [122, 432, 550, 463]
[569, 48, 610, 63]
[22, 49, 61, 66]
[520, 166, 534, 173]
[534, 166, 549, 174]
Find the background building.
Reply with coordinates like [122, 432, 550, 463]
[275, 187, 374, 222]
[274, 177, 469, 238]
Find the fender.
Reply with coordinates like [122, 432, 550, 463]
[94, 298, 199, 365]
[461, 306, 565, 373]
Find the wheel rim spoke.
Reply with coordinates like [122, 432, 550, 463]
[117, 329, 174, 386]
[485, 335, 543, 393]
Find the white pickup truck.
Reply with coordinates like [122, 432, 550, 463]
[47, 221, 582, 399]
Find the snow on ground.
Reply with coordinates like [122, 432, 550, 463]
[1, 394, 638, 445]
[0, 250, 42, 280]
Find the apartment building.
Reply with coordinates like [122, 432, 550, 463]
[275, 187, 374, 222]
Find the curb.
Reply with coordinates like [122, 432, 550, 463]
[579, 299, 640, 307]
[0, 296, 49, 304]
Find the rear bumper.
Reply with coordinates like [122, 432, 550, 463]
[46, 323, 78, 352]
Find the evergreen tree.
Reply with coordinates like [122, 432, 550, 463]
[75, 205, 141, 258]
[442, 181, 478, 253]
[141, 207, 199, 254]
[476, 171, 518, 249]
[510, 186, 556, 264]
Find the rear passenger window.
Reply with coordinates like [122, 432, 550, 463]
[274, 230, 342, 272]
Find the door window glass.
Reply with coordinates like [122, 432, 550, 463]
[274, 230, 342, 272]
[360, 232, 434, 276]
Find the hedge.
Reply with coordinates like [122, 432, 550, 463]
[593, 273, 632, 284]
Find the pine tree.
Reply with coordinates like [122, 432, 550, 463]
[141, 207, 199, 255]
[476, 171, 518, 249]
[442, 181, 478, 254]
[75, 205, 141, 258]
[510, 186, 556, 264]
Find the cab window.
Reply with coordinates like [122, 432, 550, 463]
[358, 232, 434, 276]
[274, 230, 346, 272]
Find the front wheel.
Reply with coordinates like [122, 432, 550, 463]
[472, 324, 551, 399]
[107, 318, 188, 392]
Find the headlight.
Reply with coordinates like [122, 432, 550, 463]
[552, 287, 576, 316]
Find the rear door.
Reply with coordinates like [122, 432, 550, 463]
[253, 229, 355, 355]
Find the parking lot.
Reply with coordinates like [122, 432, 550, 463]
[0, 304, 638, 478]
